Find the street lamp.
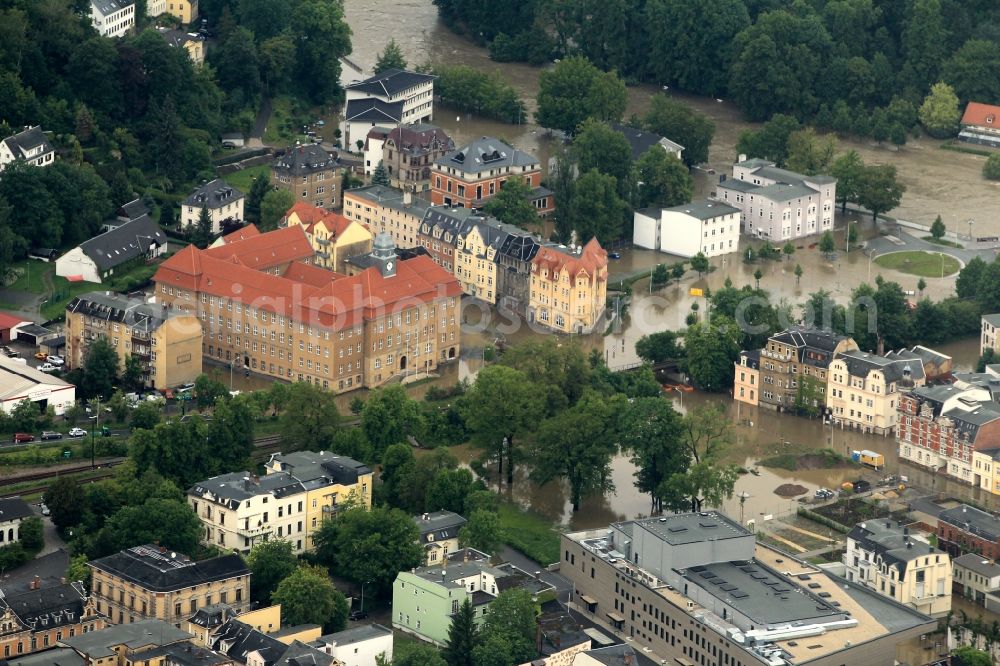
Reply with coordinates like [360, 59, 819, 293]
[88, 397, 101, 470]
[968, 219, 975, 242]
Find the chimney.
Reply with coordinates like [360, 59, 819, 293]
[463, 549, 469, 564]
[60, 577, 67, 585]
[738, 153, 747, 163]
[32, 576, 40, 590]
[403, 191, 412, 206]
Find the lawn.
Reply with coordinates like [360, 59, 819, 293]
[263, 95, 312, 147]
[221, 164, 270, 192]
[498, 501, 561, 566]
[874, 250, 960, 278]
[3, 259, 51, 293]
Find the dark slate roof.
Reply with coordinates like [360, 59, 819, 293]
[939, 505, 1000, 542]
[187, 603, 237, 629]
[116, 198, 149, 222]
[769, 326, 848, 369]
[213, 619, 285, 664]
[497, 232, 542, 265]
[62, 619, 189, 658]
[2, 126, 53, 158]
[1, 647, 86, 665]
[267, 451, 371, 489]
[273, 640, 336, 666]
[128, 642, 230, 666]
[155, 27, 201, 49]
[0, 581, 87, 631]
[91, 0, 134, 16]
[75, 215, 166, 272]
[347, 184, 430, 219]
[847, 521, 942, 579]
[66, 292, 184, 335]
[346, 245, 428, 270]
[660, 199, 740, 221]
[384, 123, 454, 157]
[609, 122, 683, 160]
[346, 68, 435, 98]
[89, 545, 248, 593]
[954, 553, 1000, 578]
[273, 144, 338, 177]
[738, 349, 760, 369]
[837, 349, 925, 385]
[183, 179, 244, 209]
[413, 511, 467, 544]
[419, 206, 478, 242]
[0, 497, 34, 523]
[344, 98, 404, 123]
[434, 137, 539, 174]
[189, 471, 304, 509]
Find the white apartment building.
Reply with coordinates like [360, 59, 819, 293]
[0, 126, 55, 170]
[90, 0, 135, 38]
[341, 69, 435, 149]
[981, 313, 1000, 354]
[181, 178, 245, 235]
[716, 156, 836, 241]
[826, 349, 925, 435]
[633, 200, 740, 258]
[845, 520, 952, 617]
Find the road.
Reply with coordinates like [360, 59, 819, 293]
[247, 97, 272, 148]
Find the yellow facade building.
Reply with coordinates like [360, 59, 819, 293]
[148, 0, 198, 24]
[66, 291, 202, 391]
[342, 185, 429, 249]
[88, 545, 249, 627]
[733, 350, 760, 406]
[455, 221, 508, 304]
[528, 239, 608, 334]
[827, 349, 925, 436]
[283, 202, 373, 273]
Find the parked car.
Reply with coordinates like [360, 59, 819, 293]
[40, 431, 62, 440]
[37, 363, 57, 373]
[814, 488, 836, 500]
[34, 352, 48, 360]
[348, 609, 369, 621]
[68, 427, 87, 438]
[13, 433, 34, 443]
[47, 355, 64, 366]
[39, 503, 50, 516]
[608, 251, 621, 260]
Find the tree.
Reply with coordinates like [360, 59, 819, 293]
[682, 317, 740, 392]
[530, 392, 621, 511]
[271, 564, 349, 632]
[917, 278, 927, 294]
[943, 39, 1000, 106]
[461, 365, 543, 487]
[651, 264, 669, 288]
[260, 189, 295, 231]
[930, 215, 946, 240]
[132, 419, 209, 487]
[379, 444, 416, 509]
[957, 256, 988, 299]
[259, 34, 297, 93]
[245, 174, 271, 224]
[212, 27, 262, 103]
[18, 517, 42, 553]
[426, 468, 477, 515]
[279, 382, 340, 451]
[900, 0, 947, 94]
[819, 230, 836, 257]
[82, 337, 119, 399]
[247, 537, 297, 604]
[103, 497, 202, 555]
[785, 128, 837, 175]
[207, 396, 256, 472]
[313, 506, 422, 598]
[734, 114, 801, 165]
[458, 509, 503, 555]
[635, 149, 692, 208]
[443, 598, 476, 666]
[793, 374, 824, 417]
[857, 164, 906, 222]
[374, 38, 407, 74]
[191, 205, 213, 249]
[573, 119, 633, 197]
[478, 589, 537, 664]
[635, 331, 682, 364]
[984, 154, 1000, 181]
[395, 644, 447, 666]
[372, 161, 391, 187]
[68, 554, 91, 588]
[643, 94, 715, 167]
[794, 263, 803, 284]
[952, 646, 992, 666]
[194, 373, 227, 410]
[482, 178, 540, 230]
[782, 242, 795, 260]
[830, 150, 865, 213]
[619, 397, 685, 513]
[121, 355, 145, 392]
[919, 82, 961, 138]
[660, 406, 740, 512]
[535, 56, 626, 135]
[671, 263, 686, 282]
[690, 252, 709, 275]
[291, 0, 351, 103]
[567, 169, 628, 245]
[361, 384, 425, 460]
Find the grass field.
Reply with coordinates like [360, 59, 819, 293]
[221, 164, 270, 192]
[874, 250, 960, 278]
[498, 501, 561, 566]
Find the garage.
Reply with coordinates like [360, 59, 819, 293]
[0, 312, 28, 344]
[13, 323, 57, 346]
[0, 355, 76, 416]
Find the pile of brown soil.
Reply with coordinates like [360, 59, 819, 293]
[774, 483, 809, 498]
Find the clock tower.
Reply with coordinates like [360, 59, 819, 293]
[372, 232, 398, 278]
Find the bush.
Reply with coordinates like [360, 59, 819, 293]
[0, 543, 30, 571]
[984, 153, 1000, 181]
[797, 507, 850, 534]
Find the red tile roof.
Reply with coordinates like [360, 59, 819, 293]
[307, 211, 355, 238]
[961, 102, 1000, 128]
[0, 312, 28, 331]
[284, 202, 328, 226]
[219, 224, 260, 244]
[203, 224, 314, 271]
[285, 203, 360, 239]
[531, 238, 607, 281]
[154, 228, 461, 328]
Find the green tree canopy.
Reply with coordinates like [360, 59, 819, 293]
[619, 397, 686, 513]
[857, 164, 905, 221]
[567, 169, 628, 245]
[573, 118, 634, 197]
[478, 589, 537, 664]
[482, 178, 539, 230]
[918, 82, 961, 138]
[643, 94, 715, 167]
[247, 538, 298, 604]
[279, 382, 340, 451]
[784, 128, 837, 175]
[45, 476, 86, 529]
[260, 189, 295, 231]
[458, 509, 504, 555]
[635, 149, 692, 208]
[443, 597, 476, 666]
[374, 38, 407, 74]
[535, 56, 627, 135]
[635, 330, 683, 364]
[683, 316, 740, 392]
[361, 384, 426, 460]
[830, 150, 865, 213]
[103, 497, 202, 555]
[82, 337, 120, 399]
[271, 563, 349, 632]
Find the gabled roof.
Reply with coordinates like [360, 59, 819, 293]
[62, 619, 189, 658]
[66, 292, 190, 334]
[90, 0, 134, 16]
[413, 510, 467, 544]
[384, 123, 455, 156]
[939, 505, 1000, 542]
[346, 68, 435, 98]
[0, 497, 38, 523]
[317, 623, 392, 648]
[219, 224, 261, 244]
[531, 238, 607, 281]
[2, 126, 53, 159]
[835, 349, 925, 385]
[155, 26, 201, 49]
[267, 451, 371, 488]
[88, 545, 248, 593]
[116, 198, 149, 221]
[183, 179, 244, 209]
[203, 224, 313, 271]
[847, 521, 943, 577]
[434, 136, 539, 175]
[344, 98, 404, 124]
[213, 619, 284, 663]
[954, 553, 1000, 579]
[0, 355, 73, 403]
[189, 471, 304, 508]
[73, 215, 166, 272]
[961, 102, 1000, 128]
[0, 311, 28, 330]
[273, 144, 338, 177]
[610, 122, 684, 160]
[345, 185, 431, 219]
[272, 640, 336, 666]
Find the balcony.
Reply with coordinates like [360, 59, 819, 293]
[236, 523, 274, 537]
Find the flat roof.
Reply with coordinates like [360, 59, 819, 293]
[661, 199, 740, 220]
[0, 355, 73, 402]
[619, 512, 752, 546]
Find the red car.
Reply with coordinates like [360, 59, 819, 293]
[13, 433, 34, 443]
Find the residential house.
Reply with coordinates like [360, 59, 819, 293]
[0, 577, 104, 660]
[953, 553, 1000, 609]
[375, 123, 455, 191]
[959, 102, 1000, 149]
[455, 220, 512, 304]
[342, 243, 431, 277]
[392, 549, 553, 646]
[755, 327, 857, 412]
[633, 200, 740, 258]
[342, 185, 430, 249]
[561, 514, 937, 666]
[89, 0, 135, 37]
[312, 624, 392, 666]
[272, 145, 341, 210]
[937, 504, 1000, 560]
[185, 604, 281, 648]
[0, 127, 55, 171]
[208, 613, 329, 666]
[716, 156, 837, 240]
[610, 122, 683, 161]
[155, 27, 204, 65]
[528, 239, 608, 334]
[65, 292, 202, 390]
[827, 349, 926, 435]
[416, 206, 478, 273]
[88, 545, 249, 626]
[0, 498, 34, 546]
[153, 226, 462, 391]
[844, 520, 951, 617]
[413, 511, 467, 566]
[733, 349, 760, 407]
[147, 0, 198, 23]
[182, 180, 245, 236]
[341, 69, 435, 149]
[495, 232, 543, 318]
[0, 355, 76, 416]
[362, 127, 390, 174]
[56, 215, 167, 284]
[283, 202, 373, 273]
[430, 137, 553, 216]
[896, 382, 1000, 490]
[61, 620, 232, 666]
[106, 198, 150, 232]
[907, 344, 953, 381]
[981, 313, 1000, 355]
